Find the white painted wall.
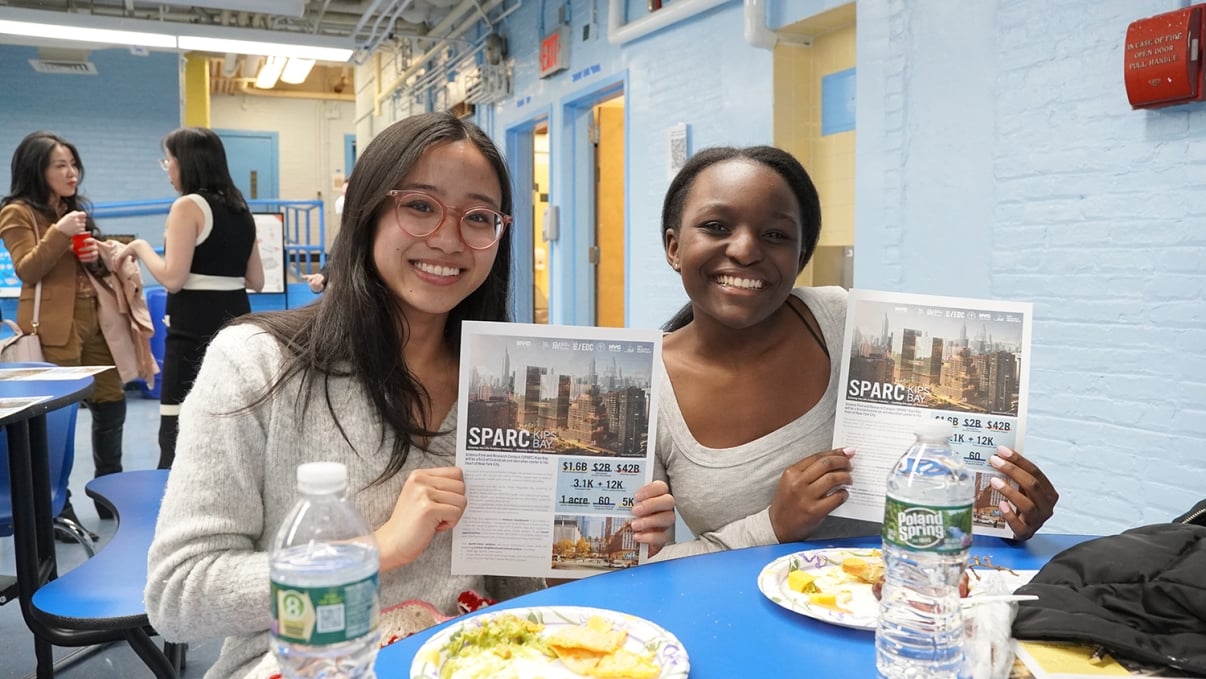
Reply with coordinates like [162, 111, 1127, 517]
[211, 95, 356, 251]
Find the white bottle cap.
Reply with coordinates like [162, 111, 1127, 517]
[296, 461, 349, 494]
[914, 418, 954, 441]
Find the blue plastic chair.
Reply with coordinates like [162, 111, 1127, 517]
[30, 469, 182, 677]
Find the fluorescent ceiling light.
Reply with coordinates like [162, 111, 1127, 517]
[255, 56, 286, 89]
[0, 18, 177, 49]
[280, 57, 315, 84]
[176, 35, 353, 62]
[0, 6, 354, 62]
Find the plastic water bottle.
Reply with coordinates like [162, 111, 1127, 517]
[270, 462, 381, 678]
[876, 419, 973, 679]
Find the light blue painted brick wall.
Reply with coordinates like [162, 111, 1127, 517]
[856, 0, 1206, 534]
[497, 0, 774, 329]
[0, 46, 180, 239]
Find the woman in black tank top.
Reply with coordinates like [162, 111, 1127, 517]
[115, 127, 265, 468]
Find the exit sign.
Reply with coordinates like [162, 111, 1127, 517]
[539, 26, 570, 78]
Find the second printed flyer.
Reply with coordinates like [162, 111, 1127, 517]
[451, 321, 662, 579]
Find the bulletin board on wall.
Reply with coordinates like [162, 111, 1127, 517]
[253, 212, 286, 294]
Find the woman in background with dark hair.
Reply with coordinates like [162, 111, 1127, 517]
[116, 127, 264, 469]
[0, 131, 128, 538]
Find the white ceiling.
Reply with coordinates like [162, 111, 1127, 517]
[0, 0, 471, 56]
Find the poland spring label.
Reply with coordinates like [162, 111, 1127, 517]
[882, 497, 973, 552]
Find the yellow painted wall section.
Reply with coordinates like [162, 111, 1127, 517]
[773, 22, 855, 286]
[183, 53, 210, 127]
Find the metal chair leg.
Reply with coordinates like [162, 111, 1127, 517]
[34, 636, 54, 679]
[165, 640, 188, 672]
[123, 627, 178, 679]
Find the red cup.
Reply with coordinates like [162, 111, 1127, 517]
[71, 232, 90, 259]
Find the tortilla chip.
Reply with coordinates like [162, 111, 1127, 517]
[587, 648, 660, 679]
[841, 555, 884, 584]
[552, 645, 603, 674]
[547, 616, 627, 653]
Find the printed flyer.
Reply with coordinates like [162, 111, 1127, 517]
[831, 289, 1033, 538]
[451, 321, 662, 579]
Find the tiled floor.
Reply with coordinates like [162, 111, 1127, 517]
[0, 395, 223, 679]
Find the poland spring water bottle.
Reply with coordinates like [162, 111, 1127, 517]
[876, 418, 973, 679]
[271, 462, 381, 678]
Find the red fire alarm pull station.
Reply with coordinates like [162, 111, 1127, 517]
[1125, 5, 1205, 109]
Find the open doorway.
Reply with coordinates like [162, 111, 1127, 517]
[593, 96, 625, 327]
[563, 75, 626, 327]
[773, 4, 856, 289]
[506, 111, 551, 323]
[533, 124, 550, 323]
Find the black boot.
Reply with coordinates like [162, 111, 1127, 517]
[158, 413, 179, 470]
[90, 399, 126, 520]
[55, 496, 100, 543]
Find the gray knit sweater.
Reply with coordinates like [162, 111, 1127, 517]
[145, 323, 543, 678]
[651, 286, 878, 561]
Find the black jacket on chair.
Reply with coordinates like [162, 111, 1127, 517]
[1012, 523, 1206, 675]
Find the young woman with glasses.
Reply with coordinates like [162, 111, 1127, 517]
[145, 111, 676, 678]
[115, 127, 265, 469]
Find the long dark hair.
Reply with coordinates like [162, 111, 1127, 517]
[162, 127, 249, 215]
[660, 146, 822, 331]
[2, 131, 93, 222]
[242, 111, 515, 482]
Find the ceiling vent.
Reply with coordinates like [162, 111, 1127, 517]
[29, 59, 99, 75]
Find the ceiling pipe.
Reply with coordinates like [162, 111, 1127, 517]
[744, 0, 812, 49]
[311, 0, 333, 33]
[360, 0, 418, 56]
[607, 0, 727, 46]
[372, 0, 504, 104]
[350, 0, 392, 40]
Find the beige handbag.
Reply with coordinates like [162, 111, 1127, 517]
[0, 214, 46, 363]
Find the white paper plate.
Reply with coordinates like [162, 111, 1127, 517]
[409, 605, 690, 679]
[758, 547, 883, 630]
[757, 547, 1037, 631]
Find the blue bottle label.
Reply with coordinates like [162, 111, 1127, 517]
[882, 497, 973, 552]
[270, 573, 380, 646]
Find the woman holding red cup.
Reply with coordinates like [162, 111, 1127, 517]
[71, 230, 92, 258]
[0, 131, 132, 539]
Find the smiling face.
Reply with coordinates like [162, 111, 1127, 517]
[665, 158, 806, 330]
[372, 139, 504, 325]
[44, 144, 79, 205]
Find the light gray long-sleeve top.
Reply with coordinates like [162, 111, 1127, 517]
[145, 323, 542, 678]
[651, 286, 878, 561]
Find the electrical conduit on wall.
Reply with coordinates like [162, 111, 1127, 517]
[606, 0, 728, 45]
[373, 0, 507, 108]
[606, 0, 809, 48]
